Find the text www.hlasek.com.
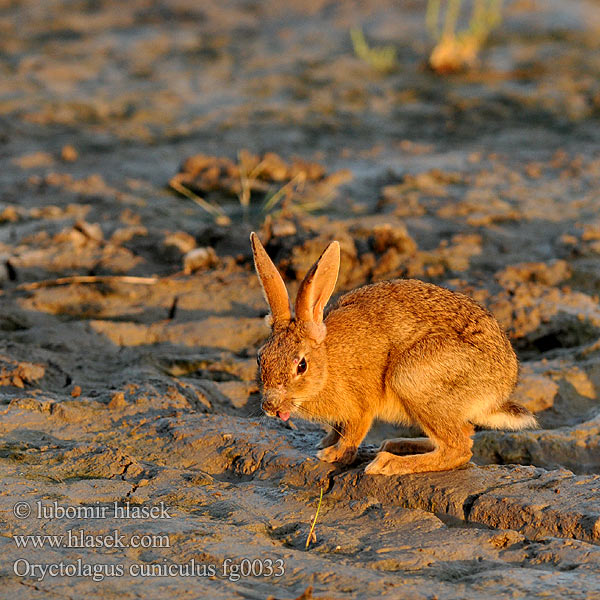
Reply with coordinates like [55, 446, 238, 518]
[13, 529, 170, 549]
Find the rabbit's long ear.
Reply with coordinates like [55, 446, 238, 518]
[250, 232, 291, 328]
[295, 241, 340, 335]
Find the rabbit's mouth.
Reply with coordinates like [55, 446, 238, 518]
[276, 410, 290, 421]
[261, 396, 293, 421]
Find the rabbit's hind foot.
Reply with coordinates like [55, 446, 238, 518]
[364, 444, 471, 476]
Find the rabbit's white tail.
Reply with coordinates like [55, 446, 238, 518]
[474, 401, 538, 430]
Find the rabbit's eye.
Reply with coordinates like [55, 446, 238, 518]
[297, 357, 307, 375]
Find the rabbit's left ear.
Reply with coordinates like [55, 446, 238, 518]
[295, 241, 340, 340]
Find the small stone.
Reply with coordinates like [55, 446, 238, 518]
[164, 231, 197, 255]
[582, 223, 600, 241]
[61, 145, 78, 162]
[271, 220, 296, 237]
[13, 151, 54, 169]
[560, 234, 578, 246]
[108, 391, 128, 409]
[0, 356, 45, 387]
[372, 223, 417, 255]
[75, 220, 104, 242]
[183, 247, 217, 274]
[0, 206, 21, 222]
[488, 531, 525, 549]
[110, 225, 148, 245]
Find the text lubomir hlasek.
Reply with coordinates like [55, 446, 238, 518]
[35, 501, 172, 520]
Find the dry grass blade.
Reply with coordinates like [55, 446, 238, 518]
[237, 150, 269, 211]
[18, 275, 159, 291]
[350, 27, 397, 73]
[262, 172, 306, 214]
[305, 486, 324, 550]
[169, 176, 231, 225]
[291, 170, 352, 215]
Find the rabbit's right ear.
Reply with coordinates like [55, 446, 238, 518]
[295, 241, 340, 342]
[250, 232, 291, 328]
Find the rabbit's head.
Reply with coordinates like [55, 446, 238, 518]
[250, 232, 340, 421]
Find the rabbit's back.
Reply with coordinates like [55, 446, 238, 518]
[324, 278, 517, 381]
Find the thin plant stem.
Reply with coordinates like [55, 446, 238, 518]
[305, 486, 324, 550]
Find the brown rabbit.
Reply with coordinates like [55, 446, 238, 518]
[250, 232, 537, 475]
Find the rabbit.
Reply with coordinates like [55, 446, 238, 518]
[250, 232, 537, 475]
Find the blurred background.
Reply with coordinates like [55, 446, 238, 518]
[2, 0, 600, 233]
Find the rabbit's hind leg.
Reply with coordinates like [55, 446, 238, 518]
[368, 337, 478, 475]
[365, 424, 473, 475]
[379, 437, 434, 455]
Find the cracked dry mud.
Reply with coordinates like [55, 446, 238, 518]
[1, 1, 600, 598]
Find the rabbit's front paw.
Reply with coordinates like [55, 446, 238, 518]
[316, 443, 357, 465]
[317, 429, 340, 449]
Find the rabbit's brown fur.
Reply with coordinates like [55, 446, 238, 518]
[251, 232, 537, 475]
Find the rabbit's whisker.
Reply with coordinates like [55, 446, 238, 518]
[247, 409, 265, 418]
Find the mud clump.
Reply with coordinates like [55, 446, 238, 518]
[172, 151, 327, 196]
[170, 151, 352, 218]
[0, 356, 45, 387]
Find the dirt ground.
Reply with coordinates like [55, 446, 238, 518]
[1, 1, 600, 598]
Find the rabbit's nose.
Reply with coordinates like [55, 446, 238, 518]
[261, 399, 277, 415]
